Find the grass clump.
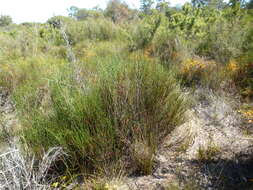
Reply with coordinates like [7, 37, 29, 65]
[16, 55, 188, 175]
[197, 142, 221, 162]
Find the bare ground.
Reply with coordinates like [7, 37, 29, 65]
[123, 89, 253, 190]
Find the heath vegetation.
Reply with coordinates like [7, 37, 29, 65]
[0, 0, 252, 189]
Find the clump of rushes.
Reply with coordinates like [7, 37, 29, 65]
[16, 55, 188, 175]
[197, 143, 221, 162]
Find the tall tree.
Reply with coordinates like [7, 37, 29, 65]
[247, 0, 253, 9]
[140, 0, 154, 14]
[68, 6, 79, 18]
[68, 6, 103, 20]
[156, 0, 170, 13]
[192, 0, 225, 9]
[105, 0, 132, 23]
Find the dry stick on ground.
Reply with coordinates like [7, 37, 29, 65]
[0, 147, 66, 190]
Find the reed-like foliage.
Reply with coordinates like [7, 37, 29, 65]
[15, 55, 188, 174]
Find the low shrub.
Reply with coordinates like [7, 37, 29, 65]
[234, 60, 253, 100]
[74, 41, 128, 60]
[65, 18, 126, 44]
[128, 13, 161, 51]
[16, 55, 188, 175]
[0, 56, 66, 92]
[178, 57, 222, 89]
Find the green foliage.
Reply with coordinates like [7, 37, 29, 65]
[0, 15, 12, 27]
[47, 16, 74, 28]
[0, 0, 253, 181]
[16, 55, 187, 174]
[0, 56, 66, 91]
[65, 18, 125, 44]
[247, 0, 253, 9]
[129, 13, 161, 50]
[156, 0, 170, 13]
[192, 0, 225, 9]
[196, 7, 249, 63]
[0, 24, 66, 60]
[197, 143, 221, 162]
[68, 6, 104, 20]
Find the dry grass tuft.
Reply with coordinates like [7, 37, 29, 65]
[0, 147, 66, 190]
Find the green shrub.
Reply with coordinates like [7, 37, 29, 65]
[0, 15, 12, 27]
[197, 143, 221, 162]
[152, 27, 192, 64]
[196, 9, 249, 63]
[65, 18, 126, 44]
[128, 13, 161, 51]
[0, 56, 66, 92]
[16, 55, 188, 174]
[73, 41, 128, 60]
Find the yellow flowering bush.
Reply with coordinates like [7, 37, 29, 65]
[181, 58, 206, 74]
[227, 59, 239, 73]
[225, 58, 253, 99]
[225, 59, 240, 80]
[180, 58, 217, 87]
[238, 108, 253, 124]
[143, 45, 153, 58]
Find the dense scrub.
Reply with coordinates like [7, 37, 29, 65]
[0, 0, 252, 185]
[14, 55, 187, 174]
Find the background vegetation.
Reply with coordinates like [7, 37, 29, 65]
[0, 0, 252, 186]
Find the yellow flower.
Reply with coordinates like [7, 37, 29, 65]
[227, 59, 239, 73]
[104, 183, 110, 190]
[239, 107, 253, 123]
[181, 59, 206, 74]
[52, 182, 59, 188]
[85, 49, 96, 58]
[104, 183, 118, 190]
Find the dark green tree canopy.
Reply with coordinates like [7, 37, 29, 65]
[68, 6, 103, 20]
[191, 0, 226, 8]
[156, 0, 170, 13]
[247, 0, 253, 9]
[47, 16, 73, 28]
